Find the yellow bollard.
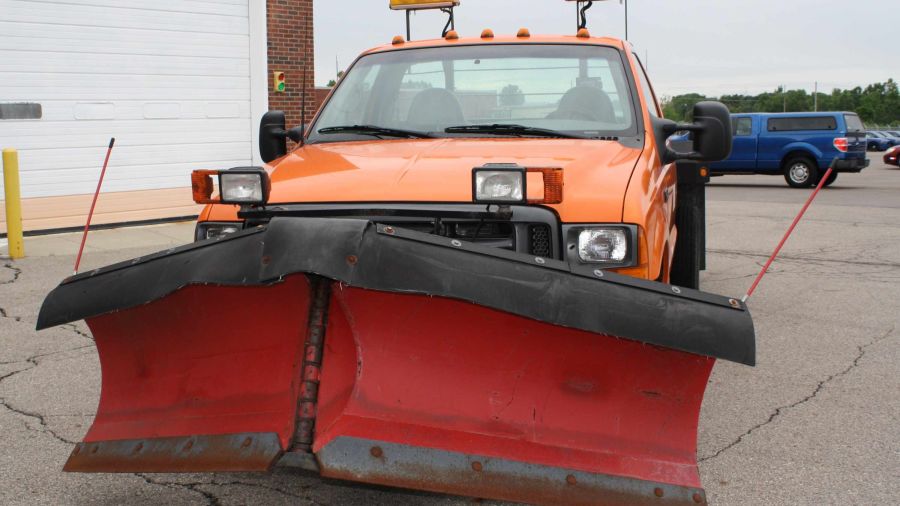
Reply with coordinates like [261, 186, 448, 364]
[2, 148, 25, 259]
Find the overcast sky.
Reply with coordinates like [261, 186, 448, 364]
[314, 0, 896, 97]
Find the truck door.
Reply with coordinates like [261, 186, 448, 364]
[718, 116, 756, 170]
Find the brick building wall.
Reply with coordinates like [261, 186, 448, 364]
[267, 0, 316, 128]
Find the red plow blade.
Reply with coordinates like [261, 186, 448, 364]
[67, 277, 314, 472]
[316, 285, 714, 505]
[38, 218, 753, 505]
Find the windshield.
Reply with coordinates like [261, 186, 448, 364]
[309, 44, 637, 142]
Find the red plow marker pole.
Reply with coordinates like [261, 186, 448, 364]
[74, 138, 115, 276]
[741, 161, 836, 303]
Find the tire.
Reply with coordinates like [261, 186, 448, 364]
[822, 172, 838, 187]
[783, 156, 819, 188]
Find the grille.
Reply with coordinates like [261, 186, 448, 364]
[379, 219, 555, 258]
[383, 220, 517, 251]
[529, 225, 552, 257]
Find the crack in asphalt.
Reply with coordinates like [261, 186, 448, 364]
[700, 325, 896, 463]
[0, 392, 80, 446]
[212, 479, 314, 502]
[1, 262, 22, 285]
[0, 305, 22, 322]
[62, 323, 94, 341]
[0, 353, 80, 446]
[135, 473, 315, 505]
[0, 362, 33, 383]
[0, 263, 23, 322]
[1, 261, 93, 341]
[135, 474, 223, 506]
[0, 316, 94, 448]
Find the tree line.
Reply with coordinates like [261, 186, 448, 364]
[661, 79, 900, 126]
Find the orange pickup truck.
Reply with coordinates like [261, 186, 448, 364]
[40, 15, 754, 506]
[199, 32, 729, 284]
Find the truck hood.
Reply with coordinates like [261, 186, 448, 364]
[268, 138, 642, 223]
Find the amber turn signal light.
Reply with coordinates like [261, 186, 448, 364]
[192, 170, 219, 204]
[528, 168, 564, 205]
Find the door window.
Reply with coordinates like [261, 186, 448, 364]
[733, 117, 752, 136]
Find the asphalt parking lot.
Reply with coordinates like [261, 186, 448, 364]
[1, 159, 898, 505]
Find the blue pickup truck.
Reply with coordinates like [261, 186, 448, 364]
[708, 112, 869, 188]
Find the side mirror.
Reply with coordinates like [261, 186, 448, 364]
[663, 101, 733, 164]
[259, 111, 305, 163]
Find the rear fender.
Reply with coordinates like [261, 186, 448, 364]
[780, 145, 822, 167]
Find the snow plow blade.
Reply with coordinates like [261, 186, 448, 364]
[38, 218, 754, 505]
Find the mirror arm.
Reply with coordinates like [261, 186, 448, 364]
[272, 126, 305, 145]
[663, 123, 705, 135]
[663, 148, 704, 164]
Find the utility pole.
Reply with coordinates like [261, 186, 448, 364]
[783, 84, 787, 112]
[814, 81, 818, 111]
[624, 0, 629, 40]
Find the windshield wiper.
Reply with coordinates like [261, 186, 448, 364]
[445, 124, 588, 139]
[317, 125, 435, 139]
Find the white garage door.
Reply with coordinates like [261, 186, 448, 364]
[0, 0, 263, 203]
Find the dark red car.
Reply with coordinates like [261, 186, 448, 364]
[885, 145, 900, 166]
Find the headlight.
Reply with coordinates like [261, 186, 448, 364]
[220, 169, 270, 205]
[472, 165, 526, 203]
[564, 225, 638, 267]
[195, 222, 242, 242]
[579, 229, 627, 263]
